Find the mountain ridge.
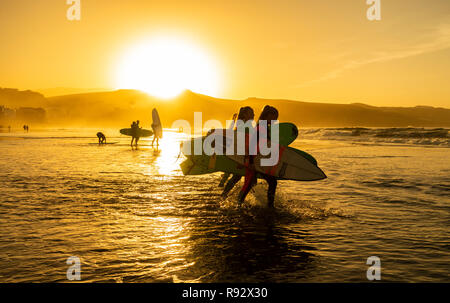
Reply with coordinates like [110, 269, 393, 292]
[1, 87, 449, 127]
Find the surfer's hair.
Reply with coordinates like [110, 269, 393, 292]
[258, 105, 278, 122]
[238, 106, 254, 121]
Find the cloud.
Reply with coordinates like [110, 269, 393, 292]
[297, 22, 450, 87]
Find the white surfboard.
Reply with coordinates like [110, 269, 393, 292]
[183, 131, 326, 181]
[152, 108, 163, 138]
[226, 146, 326, 181]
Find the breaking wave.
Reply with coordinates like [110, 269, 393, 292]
[300, 127, 450, 147]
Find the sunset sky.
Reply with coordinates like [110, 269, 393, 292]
[1, 0, 449, 107]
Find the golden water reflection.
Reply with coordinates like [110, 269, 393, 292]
[138, 130, 188, 176]
[155, 131, 184, 176]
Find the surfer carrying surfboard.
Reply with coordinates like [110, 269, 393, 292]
[221, 107, 255, 197]
[238, 105, 279, 207]
[130, 120, 141, 147]
[151, 108, 163, 147]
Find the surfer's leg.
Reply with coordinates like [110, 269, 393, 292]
[218, 173, 230, 187]
[238, 170, 256, 204]
[221, 175, 241, 197]
[152, 136, 155, 146]
[265, 176, 277, 208]
[238, 178, 256, 204]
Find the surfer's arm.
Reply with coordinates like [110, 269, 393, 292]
[228, 113, 237, 129]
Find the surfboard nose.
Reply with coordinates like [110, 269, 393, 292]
[180, 139, 195, 156]
[320, 170, 327, 179]
[316, 166, 327, 180]
[292, 124, 299, 139]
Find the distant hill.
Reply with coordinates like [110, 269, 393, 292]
[0, 88, 46, 108]
[244, 97, 450, 127]
[36, 87, 113, 97]
[1, 88, 449, 127]
[0, 88, 47, 124]
[45, 89, 242, 127]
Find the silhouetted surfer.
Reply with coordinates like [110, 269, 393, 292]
[238, 105, 279, 208]
[151, 121, 160, 147]
[151, 108, 162, 148]
[131, 120, 141, 147]
[97, 132, 106, 144]
[221, 107, 255, 198]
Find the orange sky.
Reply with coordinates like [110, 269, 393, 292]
[0, 0, 449, 107]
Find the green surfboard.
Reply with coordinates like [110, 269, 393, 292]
[180, 146, 317, 178]
[179, 122, 318, 178]
[181, 123, 298, 156]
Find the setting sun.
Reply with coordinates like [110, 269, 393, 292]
[116, 37, 221, 98]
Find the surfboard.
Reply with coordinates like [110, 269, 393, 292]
[152, 108, 163, 138]
[120, 128, 153, 137]
[226, 145, 326, 181]
[180, 146, 318, 178]
[180, 123, 300, 176]
[181, 122, 298, 156]
[180, 157, 216, 176]
[88, 142, 118, 145]
[181, 123, 325, 181]
[179, 123, 324, 180]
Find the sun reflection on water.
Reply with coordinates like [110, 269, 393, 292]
[136, 130, 187, 176]
[154, 131, 187, 176]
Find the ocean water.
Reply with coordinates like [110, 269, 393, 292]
[0, 128, 448, 282]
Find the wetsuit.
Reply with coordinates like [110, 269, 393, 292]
[238, 123, 278, 207]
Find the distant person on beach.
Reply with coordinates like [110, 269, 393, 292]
[151, 109, 162, 148]
[151, 123, 160, 147]
[97, 132, 106, 144]
[8, 125, 11, 132]
[238, 105, 279, 208]
[130, 121, 137, 146]
[220, 107, 255, 198]
[131, 120, 141, 147]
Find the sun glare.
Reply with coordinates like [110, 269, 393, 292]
[116, 37, 221, 99]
